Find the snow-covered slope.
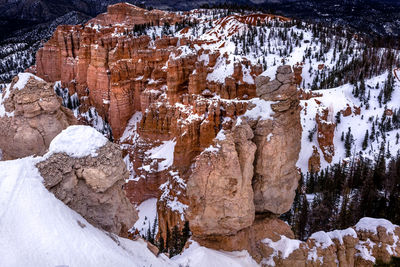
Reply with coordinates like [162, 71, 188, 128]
[297, 71, 400, 172]
[0, 156, 172, 267]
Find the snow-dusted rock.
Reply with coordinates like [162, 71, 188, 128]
[36, 126, 137, 236]
[187, 66, 302, 258]
[258, 218, 400, 266]
[0, 73, 76, 160]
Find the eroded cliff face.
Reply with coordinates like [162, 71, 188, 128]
[34, 3, 259, 140]
[21, 3, 400, 265]
[186, 65, 302, 259]
[0, 73, 76, 160]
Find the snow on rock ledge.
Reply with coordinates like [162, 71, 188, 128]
[47, 125, 108, 158]
[259, 218, 400, 266]
[37, 126, 137, 236]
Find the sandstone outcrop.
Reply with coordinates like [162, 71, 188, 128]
[32, 4, 274, 239]
[254, 65, 302, 214]
[36, 126, 137, 236]
[195, 216, 295, 263]
[0, 73, 76, 160]
[308, 145, 321, 173]
[259, 218, 400, 267]
[187, 66, 302, 255]
[187, 124, 256, 236]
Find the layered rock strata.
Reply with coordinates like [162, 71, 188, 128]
[35, 3, 259, 140]
[32, 3, 282, 240]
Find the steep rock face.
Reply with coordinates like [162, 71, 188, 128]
[194, 216, 295, 263]
[187, 124, 256, 236]
[187, 65, 302, 254]
[0, 74, 76, 160]
[33, 7, 267, 239]
[33, 4, 302, 252]
[253, 65, 302, 214]
[36, 133, 137, 237]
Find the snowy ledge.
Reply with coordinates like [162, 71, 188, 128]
[46, 125, 108, 158]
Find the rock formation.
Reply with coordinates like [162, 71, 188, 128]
[36, 126, 137, 236]
[259, 218, 400, 267]
[0, 73, 76, 160]
[316, 105, 335, 163]
[34, 3, 259, 140]
[187, 65, 302, 259]
[308, 145, 321, 173]
[187, 125, 256, 236]
[253, 65, 302, 214]
[32, 3, 271, 239]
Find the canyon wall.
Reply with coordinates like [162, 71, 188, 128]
[22, 3, 400, 266]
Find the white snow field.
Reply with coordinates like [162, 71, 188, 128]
[0, 125, 257, 267]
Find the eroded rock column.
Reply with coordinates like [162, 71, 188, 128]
[186, 65, 302, 261]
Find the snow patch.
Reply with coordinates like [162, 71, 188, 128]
[355, 217, 397, 235]
[236, 98, 275, 125]
[133, 198, 158, 236]
[47, 125, 108, 158]
[172, 241, 259, 267]
[145, 140, 176, 171]
[262, 235, 302, 266]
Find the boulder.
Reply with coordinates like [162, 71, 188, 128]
[36, 126, 137, 236]
[0, 73, 76, 160]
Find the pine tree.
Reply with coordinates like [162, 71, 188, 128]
[359, 79, 366, 101]
[151, 216, 157, 243]
[335, 112, 341, 124]
[170, 225, 181, 257]
[344, 127, 353, 157]
[362, 130, 369, 150]
[370, 122, 376, 141]
[146, 221, 153, 244]
[182, 221, 190, 247]
[297, 196, 309, 240]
